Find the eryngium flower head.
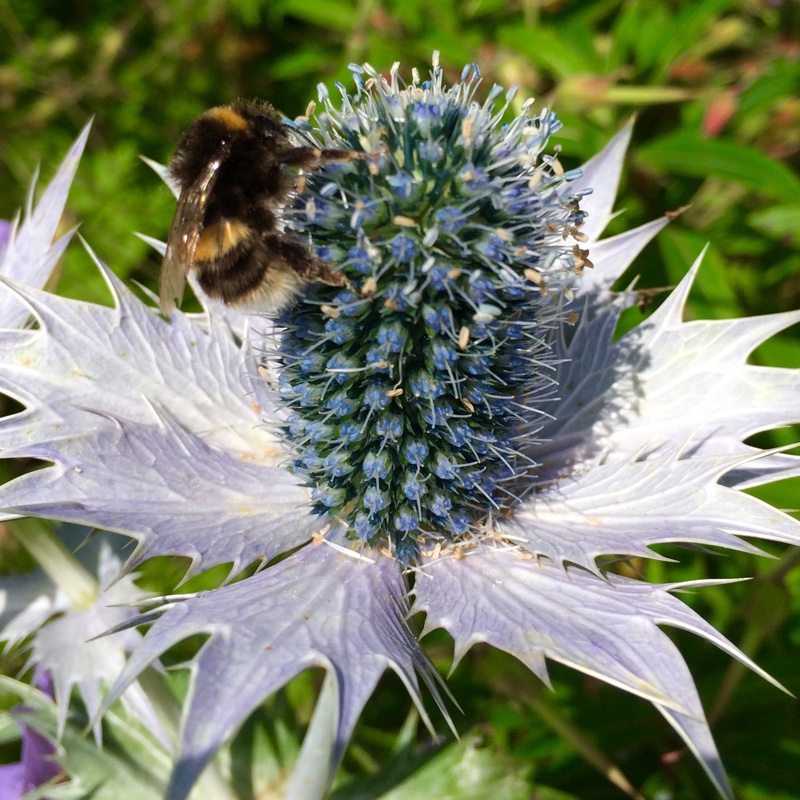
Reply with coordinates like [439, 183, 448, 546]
[0, 58, 798, 800]
[279, 60, 587, 553]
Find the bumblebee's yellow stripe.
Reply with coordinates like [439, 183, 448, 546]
[195, 219, 251, 262]
[203, 106, 249, 131]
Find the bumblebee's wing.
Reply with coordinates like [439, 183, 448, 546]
[158, 140, 232, 315]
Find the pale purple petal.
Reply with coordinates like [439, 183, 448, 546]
[0, 761, 29, 800]
[0, 570, 69, 648]
[536, 253, 800, 485]
[1, 532, 165, 748]
[0, 220, 11, 262]
[567, 122, 633, 242]
[609, 254, 800, 459]
[19, 722, 59, 789]
[0, 527, 126, 647]
[0, 412, 317, 579]
[100, 544, 444, 800]
[0, 253, 280, 462]
[411, 549, 769, 800]
[726, 452, 800, 489]
[0, 719, 59, 800]
[0, 125, 90, 329]
[578, 216, 670, 300]
[139, 156, 179, 198]
[0, 249, 316, 577]
[0, 678, 61, 799]
[19, 544, 160, 742]
[505, 450, 800, 571]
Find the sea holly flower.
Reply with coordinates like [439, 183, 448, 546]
[0, 531, 162, 745]
[0, 124, 89, 330]
[0, 56, 798, 800]
[0, 133, 162, 767]
[0, 674, 61, 800]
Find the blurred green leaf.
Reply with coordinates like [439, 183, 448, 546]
[738, 61, 800, 118]
[611, 0, 674, 73]
[497, 25, 603, 78]
[638, 134, 800, 201]
[652, 0, 740, 78]
[748, 204, 800, 243]
[334, 737, 532, 800]
[269, 48, 333, 81]
[658, 227, 740, 316]
[281, 0, 357, 31]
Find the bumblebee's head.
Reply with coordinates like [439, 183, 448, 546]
[168, 107, 242, 188]
[233, 99, 290, 145]
[170, 100, 293, 189]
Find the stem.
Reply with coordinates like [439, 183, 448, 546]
[527, 686, 646, 800]
[709, 547, 800, 723]
[283, 671, 340, 800]
[8, 518, 97, 608]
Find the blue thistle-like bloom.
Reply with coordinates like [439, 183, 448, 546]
[280, 60, 584, 546]
[0, 675, 60, 800]
[0, 58, 799, 800]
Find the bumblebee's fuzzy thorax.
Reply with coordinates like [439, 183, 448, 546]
[169, 101, 292, 217]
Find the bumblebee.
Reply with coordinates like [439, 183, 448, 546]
[159, 99, 361, 315]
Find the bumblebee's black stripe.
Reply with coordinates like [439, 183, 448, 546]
[196, 238, 273, 303]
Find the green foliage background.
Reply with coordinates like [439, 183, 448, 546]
[1, 1, 799, 798]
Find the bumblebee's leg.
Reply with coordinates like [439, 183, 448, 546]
[275, 237, 349, 288]
[280, 146, 364, 170]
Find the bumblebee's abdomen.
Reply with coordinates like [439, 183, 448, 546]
[196, 245, 266, 304]
[195, 219, 252, 262]
[195, 232, 299, 309]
